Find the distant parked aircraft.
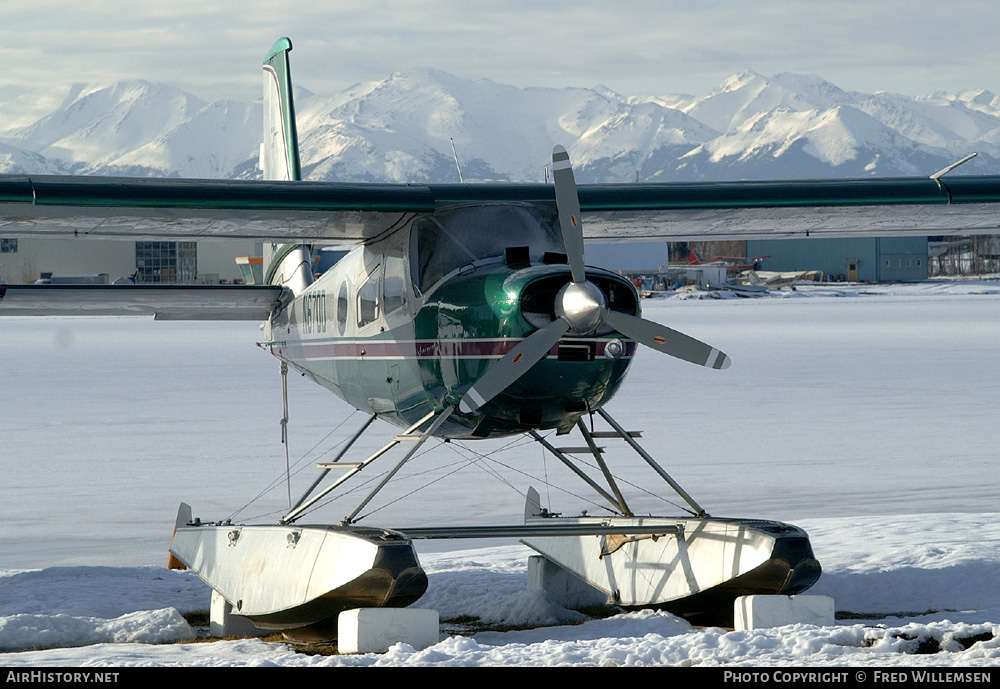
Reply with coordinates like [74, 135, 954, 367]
[689, 249, 771, 272]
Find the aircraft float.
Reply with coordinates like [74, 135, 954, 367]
[3, 39, 1000, 639]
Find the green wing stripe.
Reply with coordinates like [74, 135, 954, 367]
[1, 176, 435, 211]
[395, 176, 1000, 209]
[8, 175, 999, 212]
[574, 178, 960, 210]
[0, 176, 33, 204]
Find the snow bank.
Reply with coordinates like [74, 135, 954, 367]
[0, 608, 193, 653]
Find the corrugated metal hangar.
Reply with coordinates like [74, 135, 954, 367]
[747, 237, 929, 282]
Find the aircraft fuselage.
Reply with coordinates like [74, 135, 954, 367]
[265, 203, 640, 438]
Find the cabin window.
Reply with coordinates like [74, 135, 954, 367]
[357, 268, 380, 327]
[383, 254, 407, 314]
[410, 205, 562, 292]
[337, 282, 349, 335]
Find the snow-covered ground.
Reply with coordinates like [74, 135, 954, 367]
[2, 281, 999, 666]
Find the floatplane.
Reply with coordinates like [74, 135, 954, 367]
[3, 39, 1000, 639]
[688, 249, 772, 273]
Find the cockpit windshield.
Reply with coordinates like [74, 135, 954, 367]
[410, 203, 561, 293]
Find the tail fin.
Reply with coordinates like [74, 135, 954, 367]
[260, 38, 312, 293]
[688, 249, 702, 265]
[262, 37, 302, 182]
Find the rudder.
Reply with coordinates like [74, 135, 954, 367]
[261, 37, 302, 182]
[260, 38, 312, 293]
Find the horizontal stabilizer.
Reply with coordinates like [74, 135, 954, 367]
[0, 284, 287, 320]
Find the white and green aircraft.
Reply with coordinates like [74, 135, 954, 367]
[3, 38, 1000, 638]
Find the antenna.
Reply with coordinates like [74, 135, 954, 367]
[930, 152, 977, 180]
[450, 138, 465, 183]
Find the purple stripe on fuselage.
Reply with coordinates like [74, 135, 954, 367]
[277, 338, 636, 361]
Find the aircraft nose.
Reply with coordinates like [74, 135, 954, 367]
[555, 280, 606, 335]
[515, 268, 639, 336]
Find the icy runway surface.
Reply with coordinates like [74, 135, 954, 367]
[2, 281, 999, 665]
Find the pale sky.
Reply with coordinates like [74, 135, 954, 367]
[2, 0, 999, 105]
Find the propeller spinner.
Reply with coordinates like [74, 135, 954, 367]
[458, 146, 731, 415]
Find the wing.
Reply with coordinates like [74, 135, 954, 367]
[3, 174, 1000, 244]
[0, 284, 287, 320]
[4, 35, 998, 245]
[0, 175, 432, 243]
[576, 176, 1000, 241]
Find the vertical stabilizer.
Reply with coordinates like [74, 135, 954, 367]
[261, 37, 312, 293]
[262, 37, 302, 182]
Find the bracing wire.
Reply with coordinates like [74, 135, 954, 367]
[229, 409, 693, 524]
[456, 430, 694, 516]
[324, 435, 535, 523]
[307, 444, 453, 518]
[329, 428, 691, 523]
[227, 410, 362, 522]
[449, 436, 615, 514]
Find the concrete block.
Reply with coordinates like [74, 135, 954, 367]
[338, 608, 439, 654]
[210, 590, 268, 638]
[527, 555, 608, 608]
[734, 595, 836, 630]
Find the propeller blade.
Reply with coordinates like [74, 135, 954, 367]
[552, 145, 586, 284]
[459, 317, 571, 414]
[603, 310, 732, 370]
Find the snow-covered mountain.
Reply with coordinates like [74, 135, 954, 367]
[2, 69, 999, 182]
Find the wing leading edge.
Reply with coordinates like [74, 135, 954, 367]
[3, 173, 1000, 243]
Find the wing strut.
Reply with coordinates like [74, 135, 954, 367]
[280, 407, 455, 526]
[595, 408, 706, 517]
[287, 414, 378, 516]
[281, 361, 291, 509]
[341, 407, 455, 526]
[530, 408, 708, 519]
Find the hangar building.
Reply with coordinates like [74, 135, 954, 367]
[0, 239, 257, 284]
[746, 237, 928, 282]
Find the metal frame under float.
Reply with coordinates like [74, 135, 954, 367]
[393, 407, 820, 626]
[169, 405, 821, 636]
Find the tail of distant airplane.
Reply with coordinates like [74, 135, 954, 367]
[688, 249, 703, 266]
[260, 37, 313, 293]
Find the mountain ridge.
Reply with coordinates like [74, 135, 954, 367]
[2, 69, 998, 183]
